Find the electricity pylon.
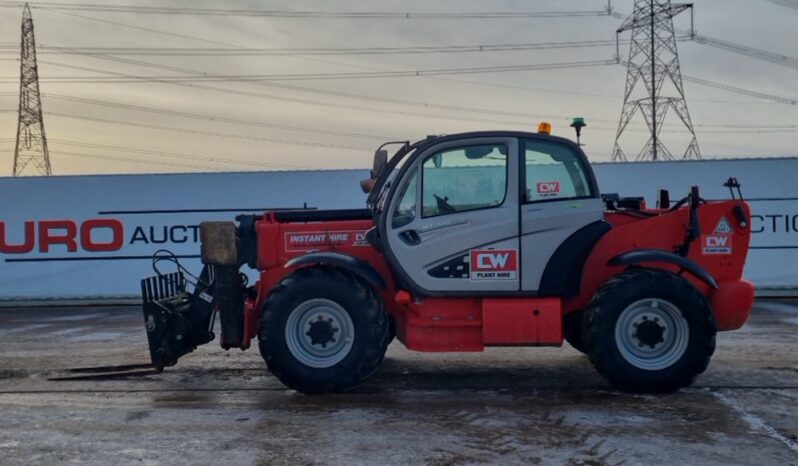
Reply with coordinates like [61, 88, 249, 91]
[612, 0, 700, 161]
[13, 3, 52, 176]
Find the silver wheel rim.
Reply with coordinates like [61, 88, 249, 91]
[285, 298, 355, 369]
[614, 298, 689, 371]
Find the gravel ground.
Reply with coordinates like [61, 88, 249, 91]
[0, 300, 796, 466]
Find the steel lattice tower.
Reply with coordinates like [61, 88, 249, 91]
[13, 4, 51, 176]
[612, 0, 700, 161]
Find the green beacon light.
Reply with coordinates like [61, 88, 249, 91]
[570, 117, 586, 147]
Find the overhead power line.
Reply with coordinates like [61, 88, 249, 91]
[22, 3, 792, 140]
[38, 7, 253, 49]
[31, 61, 537, 128]
[0, 59, 617, 83]
[682, 75, 798, 106]
[0, 57, 765, 106]
[32, 6, 644, 110]
[35, 57, 797, 134]
[37, 2, 795, 113]
[51, 150, 232, 171]
[0, 2, 615, 18]
[47, 139, 319, 170]
[34, 46, 619, 122]
[691, 33, 798, 71]
[41, 90, 534, 128]
[616, 5, 798, 72]
[45, 93, 794, 140]
[28, 6, 629, 123]
[45, 111, 377, 151]
[18, 50, 796, 134]
[52, 149, 322, 172]
[32, 60, 610, 126]
[41, 93, 391, 141]
[0, 39, 626, 57]
[613, 61, 798, 108]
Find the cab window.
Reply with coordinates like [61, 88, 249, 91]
[392, 168, 417, 228]
[524, 140, 591, 203]
[421, 144, 507, 218]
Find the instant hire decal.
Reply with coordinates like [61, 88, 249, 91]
[469, 249, 518, 280]
[285, 231, 369, 252]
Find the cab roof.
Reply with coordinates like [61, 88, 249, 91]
[412, 130, 580, 152]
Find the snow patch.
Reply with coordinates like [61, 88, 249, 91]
[714, 392, 798, 454]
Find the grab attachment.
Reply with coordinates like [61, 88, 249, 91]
[50, 255, 218, 382]
[141, 267, 216, 369]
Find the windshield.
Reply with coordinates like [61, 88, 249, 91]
[369, 143, 419, 212]
[391, 168, 418, 228]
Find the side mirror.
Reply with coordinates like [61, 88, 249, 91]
[360, 178, 376, 194]
[371, 149, 388, 178]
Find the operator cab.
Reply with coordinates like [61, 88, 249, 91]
[367, 129, 605, 296]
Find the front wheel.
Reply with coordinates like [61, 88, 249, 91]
[258, 267, 388, 394]
[583, 269, 716, 393]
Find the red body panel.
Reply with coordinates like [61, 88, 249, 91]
[239, 201, 754, 351]
[564, 200, 753, 331]
[482, 298, 562, 345]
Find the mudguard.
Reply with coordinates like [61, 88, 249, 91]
[608, 249, 719, 290]
[284, 251, 386, 289]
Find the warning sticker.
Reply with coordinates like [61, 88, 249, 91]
[285, 230, 368, 252]
[714, 217, 733, 234]
[703, 217, 734, 255]
[469, 249, 518, 280]
[537, 181, 561, 198]
[702, 235, 733, 255]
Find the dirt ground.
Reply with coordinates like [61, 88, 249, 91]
[0, 300, 796, 466]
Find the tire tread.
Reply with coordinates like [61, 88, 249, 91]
[583, 268, 716, 393]
[258, 266, 388, 394]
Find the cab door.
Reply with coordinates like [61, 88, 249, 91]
[519, 138, 605, 291]
[384, 137, 520, 293]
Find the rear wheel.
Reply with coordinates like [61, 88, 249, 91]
[258, 267, 388, 394]
[583, 269, 716, 393]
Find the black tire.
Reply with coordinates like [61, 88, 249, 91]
[564, 311, 587, 354]
[383, 315, 397, 348]
[258, 266, 388, 394]
[583, 268, 716, 393]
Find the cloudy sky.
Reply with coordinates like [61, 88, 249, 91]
[0, 0, 796, 175]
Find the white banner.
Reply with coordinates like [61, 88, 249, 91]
[0, 158, 796, 301]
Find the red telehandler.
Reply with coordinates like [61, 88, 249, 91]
[93, 127, 754, 394]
